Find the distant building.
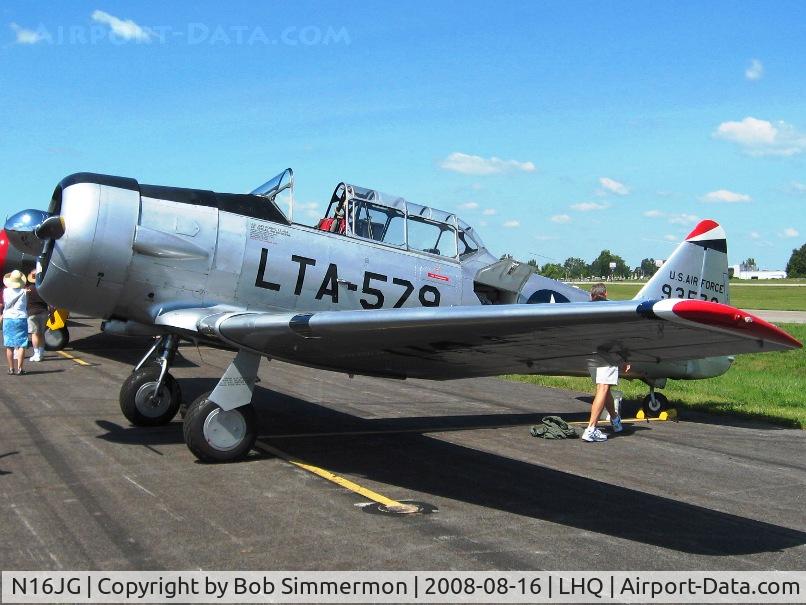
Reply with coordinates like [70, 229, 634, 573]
[729, 264, 787, 279]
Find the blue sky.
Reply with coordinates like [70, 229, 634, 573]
[1, 1, 804, 269]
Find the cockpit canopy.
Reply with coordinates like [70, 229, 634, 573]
[323, 183, 485, 260]
[250, 170, 486, 260]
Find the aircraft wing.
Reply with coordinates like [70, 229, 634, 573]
[159, 299, 801, 379]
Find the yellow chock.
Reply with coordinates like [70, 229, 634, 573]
[46, 308, 68, 330]
[636, 409, 646, 420]
[659, 408, 678, 421]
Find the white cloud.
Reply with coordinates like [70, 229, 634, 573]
[91, 10, 151, 41]
[643, 210, 699, 225]
[502, 220, 520, 228]
[534, 234, 560, 241]
[745, 59, 764, 81]
[458, 201, 479, 210]
[550, 214, 571, 224]
[790, 182, 806, 194]
[668, 213, 700, 226]
[482, 208, 497, 216]
[749, 231, 761, 240]
[570, 201, 609, 212]
[714, 116, 806, 157]
[701, 189, 752, 203]
[478, 220, 488, 228]
[781, 227, 799, 238]
[440, 152, 535, 175]
[598, 177, 630, 196]
[664, 234, 678, 242]
[10, 22, 46, 44]
[295, 201, 321, 219]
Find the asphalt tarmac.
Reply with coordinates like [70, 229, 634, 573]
[0, 318, 804, 571]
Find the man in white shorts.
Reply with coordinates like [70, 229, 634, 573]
[582, 283, 624, 442]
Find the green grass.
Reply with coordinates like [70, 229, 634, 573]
[506, 323, 806, 428]
[572, 282, 806, 311]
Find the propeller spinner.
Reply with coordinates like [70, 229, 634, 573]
[4, 209, 60, 255]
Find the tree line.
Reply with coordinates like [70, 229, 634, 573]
[502, 251, 660, 281]
[503, 242, 806, 281]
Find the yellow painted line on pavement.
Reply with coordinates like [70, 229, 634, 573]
[255, 439, 415, 512]
[56, 351, 90, 366]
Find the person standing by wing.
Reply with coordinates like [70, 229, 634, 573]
[581, 283, 624, 442]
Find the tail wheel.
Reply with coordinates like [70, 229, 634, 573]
[44, 327, 69, 351]
[183, 392, 257, 463]
[119, 366, 182, 426]
[642, 391, 669, 418]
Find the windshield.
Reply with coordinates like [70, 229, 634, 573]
[250, 168, 294, 219]
[251, 168, 293, 200]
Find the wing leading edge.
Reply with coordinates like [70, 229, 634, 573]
[162, 300, 800, 380]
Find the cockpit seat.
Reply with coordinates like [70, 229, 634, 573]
[317, 217, 346, 234]
[317, 217, 335, 231]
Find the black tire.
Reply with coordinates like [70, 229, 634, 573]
[183, 392, 257, 463]
[119, 366, 182, 426]
[44, 327, 69, 351]
[642, 392, 669, 418]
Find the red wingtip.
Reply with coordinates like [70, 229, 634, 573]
[671, 300, 803, 349]
[685, 219, 721, 241]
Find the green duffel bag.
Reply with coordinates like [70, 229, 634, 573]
[529, 416, 579, 439]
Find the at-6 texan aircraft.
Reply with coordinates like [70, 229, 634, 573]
[5, 168, 801, 462]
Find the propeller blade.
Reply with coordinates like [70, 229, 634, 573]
[35, 215, 65, 240]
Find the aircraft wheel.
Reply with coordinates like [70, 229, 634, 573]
[119, 367, 182, 426]
[642, 392, 669, 418]
[44, 327, 69, 351]
[183, 393, 257, 463]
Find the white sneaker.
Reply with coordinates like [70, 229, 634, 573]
[30, 352, 41, 362]
[611, 415, 623, 433]
[581, 426, 608, 442]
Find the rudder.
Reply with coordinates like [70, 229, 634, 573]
[635, 220, 729, 304]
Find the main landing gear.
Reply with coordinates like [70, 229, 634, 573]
[120, 337, 259, 462]
[119, 335, 182, 426]
[182, 350, 260, 463]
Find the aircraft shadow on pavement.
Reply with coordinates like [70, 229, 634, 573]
[95, 383, 805, 557]
[68, 333, 200, 368]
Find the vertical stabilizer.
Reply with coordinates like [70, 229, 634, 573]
[635, 220, 729, 304]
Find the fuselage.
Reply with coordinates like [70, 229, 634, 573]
[36, 174, 587, 324]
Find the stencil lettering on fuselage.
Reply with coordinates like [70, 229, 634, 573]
[254, 247, 441, 309]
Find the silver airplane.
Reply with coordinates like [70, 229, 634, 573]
[5, 168, 801, 462]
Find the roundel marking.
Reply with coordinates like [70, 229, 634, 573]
[526, 289, 570, 304]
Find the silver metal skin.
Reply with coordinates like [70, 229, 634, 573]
[5, 171, 800, 442]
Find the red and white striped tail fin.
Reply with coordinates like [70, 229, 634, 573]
[635, 220, 730, 304]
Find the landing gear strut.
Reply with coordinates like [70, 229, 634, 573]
[119, 335, 182, 426]
[183, 350, 260, 463]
